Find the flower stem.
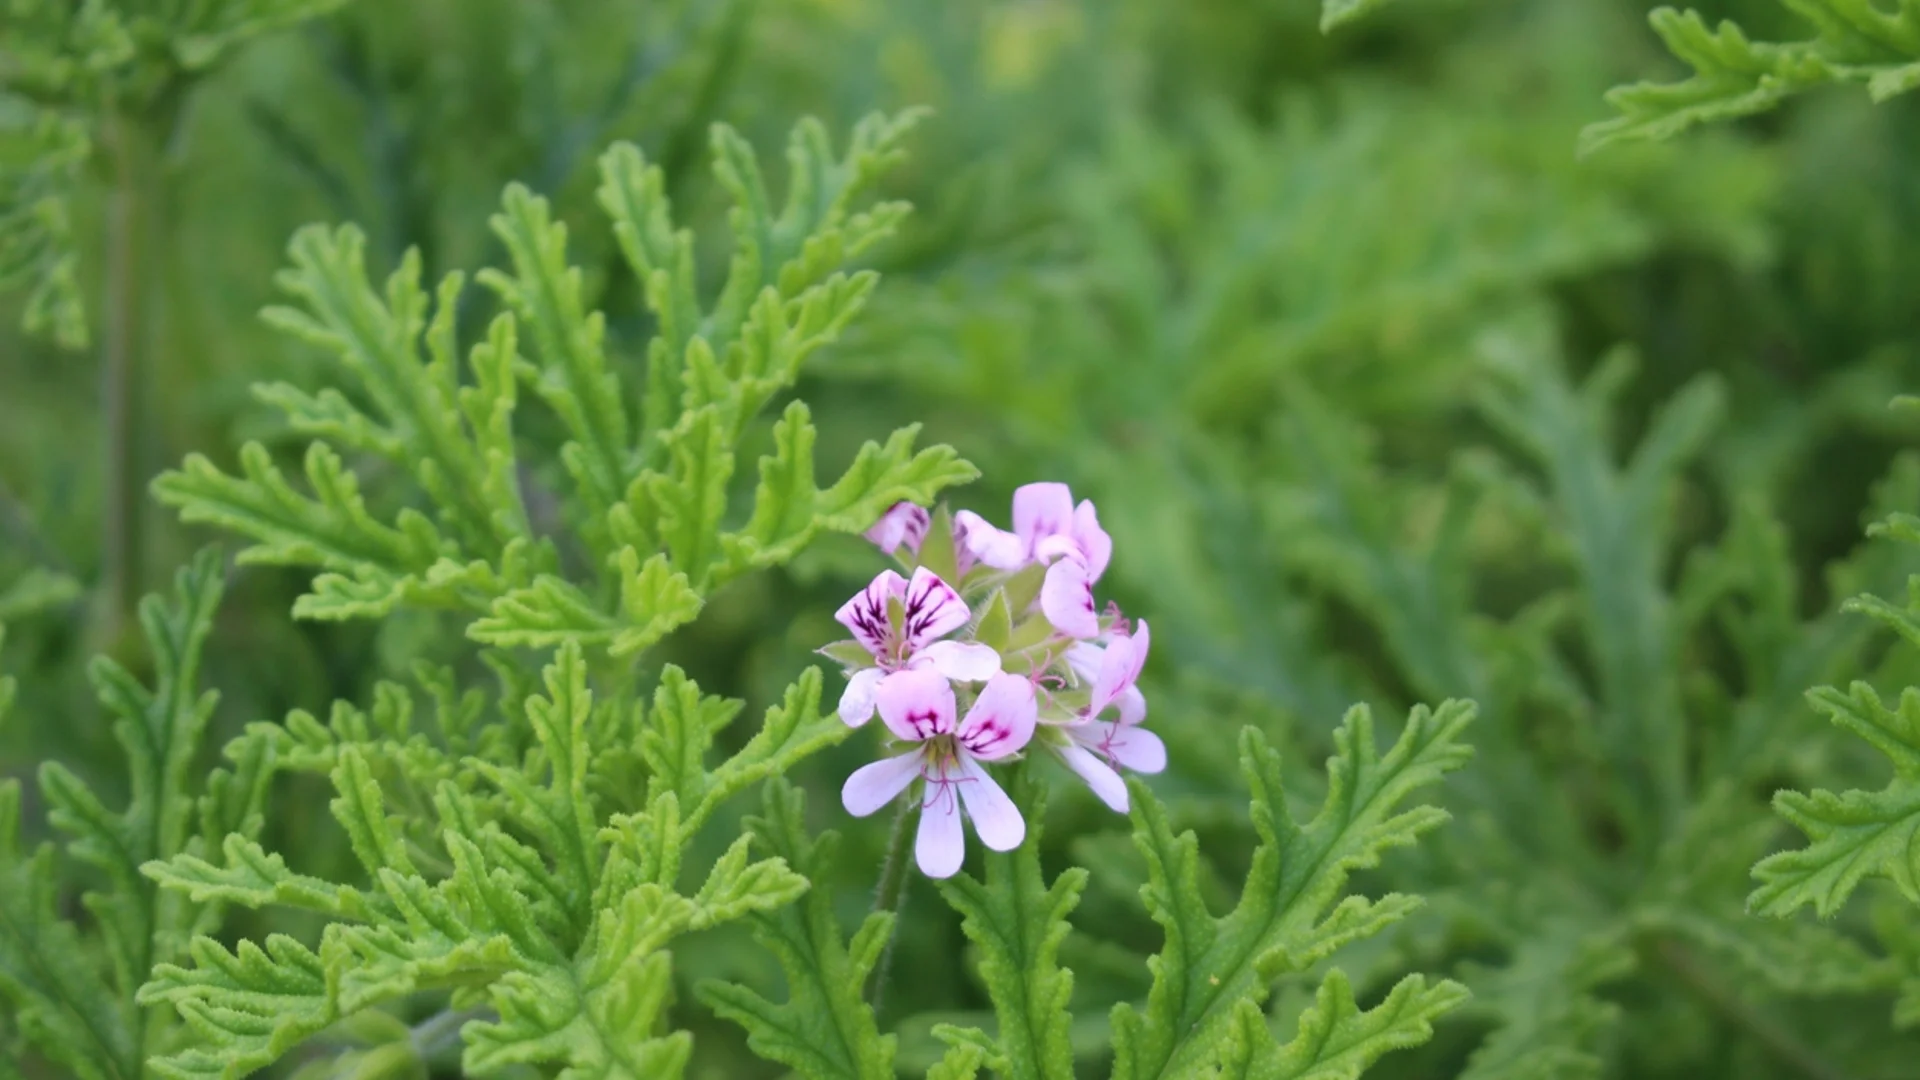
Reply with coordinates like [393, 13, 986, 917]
[98, 102, 161, 649]
[865, 794, 918, 1015]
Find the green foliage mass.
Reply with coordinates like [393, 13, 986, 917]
[0, 0, 347, 348]
[7, 0, 1920, 1078]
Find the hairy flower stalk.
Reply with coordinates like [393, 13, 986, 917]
[828, 483, 1167, 876]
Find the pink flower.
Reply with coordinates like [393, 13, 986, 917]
[1054, 621, 1163, 813]
[955, 483, 1112, 638]
[831, 567, 1001, 727]
[841, 670, 1038, 877]
[864, 501, 931, 557]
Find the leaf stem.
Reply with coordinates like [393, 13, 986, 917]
[411, 1005, 493, 1062]
[866, 793, 918, 1015]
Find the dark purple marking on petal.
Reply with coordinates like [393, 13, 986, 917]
[903, 573, 960, 642]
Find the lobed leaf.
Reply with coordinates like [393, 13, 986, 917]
[1112, 704, 1474, 1079]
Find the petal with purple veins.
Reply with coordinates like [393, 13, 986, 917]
[900, 567, 970, 650]
[874, 668, 956, 743]
[834, 570, 906, 657]
[955, 510, 1026, 570]
[864, 502, 931, 556]
[1040, 556, 1100, 639]
[1012, 483, 1075, 553]
[957, 673, 1037, 761]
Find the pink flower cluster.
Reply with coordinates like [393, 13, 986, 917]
[825, 483, 1163, 878]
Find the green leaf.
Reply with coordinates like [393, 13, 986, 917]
[259, 225, 529, 556]
[1, 549, 240, 1080]
[1455, 919, 1631, 1080]
[0, 96, 90, 349]
[929, 1043, 988, 1080]
[1639, 904, 1897, 995]
[1111, 704, 1475, 1080]
[1214, 970, 1468, 1080]
[0, 566, 81, 621]
[480, 183, 634, 557]
[1318, 0, 1404, 33]
[716, 406, 980, 586]
[137, 935, 335, 1080]
[1751, 681, 1920, 917]
[648, 405, 735, 586]
[470, 643, 603, 931]
[936, 767, 1083, 1080]
[468, 547, 703, 656]
[142, 835, 377, 921]
[1475, 346, 1722, 845]
[0, 808, 130, 1080]
[1583, 3, 1920, 154]
[697, 781, 897, 1080]
[154, 442, 453, 619]
[696, 668, 851, 833]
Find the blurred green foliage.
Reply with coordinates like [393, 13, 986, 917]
[7, 0, 1920, 1076]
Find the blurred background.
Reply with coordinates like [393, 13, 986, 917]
[8, 0, 1920, 1076]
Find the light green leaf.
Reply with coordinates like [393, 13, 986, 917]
[2, 550, 240, 1080]
[1214, 970, 1468, 1080]
[0, 101, 90, 349]
[1583, 3, 1920, 153]
[1112, 704, 1475, 1080]
[697, 781, 897, 1080]
[936, 767, 1082, 1080]
[716, 406, 979, 586]
[481, 184, 634, 555]
[0, 566, 81, 621]
[1752, 682, 1920, 917]
[1318, 0, 1404, 33]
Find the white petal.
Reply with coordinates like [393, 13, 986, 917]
[955, 510, 1026, 570]
[1058, 744, 1128, 813]
[1063, 641, 1104, 684]
[837, 667, 884, 727]
[957, 756, 1025, 851]
[834, 570, 906, 656]
[900, 567, 970, 650]
[842, 750, 925, 817]
[1107, 724, 1167, 774]
[874, 669, 955, 743]
[1116, 685, 1148, 726]
[957, 674, 1038, 761]
[1013, 483, 1075, 551]
[917, 640, 1002, 682]
[916, 767, 967, 878]
[1040, 557, 1100, 639]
